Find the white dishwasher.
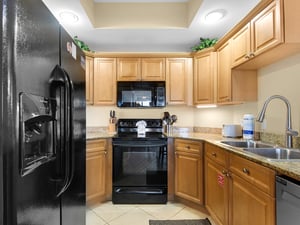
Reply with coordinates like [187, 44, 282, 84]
[276, 176, 300, 225]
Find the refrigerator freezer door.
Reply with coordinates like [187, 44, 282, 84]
[5, 0, 61, 224]
[60, 27, 86, 225]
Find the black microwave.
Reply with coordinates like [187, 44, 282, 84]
[117, 81, 166, 108]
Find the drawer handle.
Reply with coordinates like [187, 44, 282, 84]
[212, 152, 217, 157]
[186, 145, 191, 149]
[242, 168, 250, 175]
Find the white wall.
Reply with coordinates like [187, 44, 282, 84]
[86, 105, 195, 128]
[257, 53, 300, 134]
[87, 53, 300, 135]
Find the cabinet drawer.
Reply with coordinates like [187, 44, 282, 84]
[205, 143, 229, 167]
[175, 139, 203, 154]
[87, 139, 107, 154]
[229, 153, 275, 196]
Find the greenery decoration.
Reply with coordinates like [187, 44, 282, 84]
[191, 37, 218, 52]
[73, 36, 91, 51]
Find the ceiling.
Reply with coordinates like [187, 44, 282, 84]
[43, 0, 260, 52]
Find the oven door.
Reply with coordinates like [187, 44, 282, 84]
[112, 140, 167, 203]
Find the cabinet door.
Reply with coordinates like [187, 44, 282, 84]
[166, 58, 190, 105]
[117, 58, 141, 81]
[251, 0, 283, 56]
[86, 139, 107, 206]
[231, 23, 251, 67]
[175, 151, 203, 204]
[230, 174, 275, 225]
[193, 51, 215, 105]
[85, 56, 94, 105]
[141, 58, 165, 81]
[205, 157, 229, 225]
[93, 58, 116, 105]
[217, 41, 232, 103]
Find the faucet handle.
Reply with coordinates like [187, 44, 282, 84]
[287, 129, 298, 137]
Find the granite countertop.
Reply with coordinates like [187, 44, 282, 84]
[87, 129, 300, 181]
[169, 132, 300, 182]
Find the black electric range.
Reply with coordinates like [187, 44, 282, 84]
[112, 118, 168, 204]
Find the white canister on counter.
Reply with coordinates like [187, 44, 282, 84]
[243, 114, 254, 140]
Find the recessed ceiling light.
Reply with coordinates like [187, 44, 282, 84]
[205, 10, 226, 23]
[59, 11, 79, 24]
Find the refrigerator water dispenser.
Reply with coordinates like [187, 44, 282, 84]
[19, 92, 57, 176]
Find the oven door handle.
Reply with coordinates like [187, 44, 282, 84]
[113, 143, 167, 148]
[115, 188, 164, 195]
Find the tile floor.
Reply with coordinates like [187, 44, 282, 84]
[86, 201, 216, 225]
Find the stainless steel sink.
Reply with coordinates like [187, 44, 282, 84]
[220, 140, 273, 148]
[243, 148, 300, 160]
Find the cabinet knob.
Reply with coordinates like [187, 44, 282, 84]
[186, 145, 191, 150]
[212, 152, 217, 157]
[242, 168, 250, 175]
[249, 52, 255, 58]
[245, 54, 250, 59]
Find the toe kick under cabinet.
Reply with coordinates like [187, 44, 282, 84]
[205, 142, 275, 225]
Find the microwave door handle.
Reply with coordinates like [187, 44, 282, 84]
[49, 65, 74, 197]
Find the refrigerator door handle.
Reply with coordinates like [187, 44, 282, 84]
[49, 65, 75, 197]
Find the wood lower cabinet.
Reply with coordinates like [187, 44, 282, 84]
[205, 143, 230, 225]
[229, 153, 275, 225]
[93, 58, 116, 105]
[230, 174, 275, 225]
[205, 143, 275, 225]
[86, 139, 111, 206]
[175, 139, 204, 205]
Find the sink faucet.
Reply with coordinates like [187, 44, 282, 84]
[257, 95, 298, 148]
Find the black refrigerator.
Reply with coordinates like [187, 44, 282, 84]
[0, 0, 86, 224]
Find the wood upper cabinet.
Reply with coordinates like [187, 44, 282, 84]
[217, 40, 257, 104]
[117, 57, 165, 81]
[117, 58, 141, 81]
[231, 1, 282, 68]
[217, 41, 232, 103]
[251, 0, 282, 57]
[193, 49, 216, 105]
[175, 139, 204, 205]
[85, 56, 94, 105]
[204, 143, 275, 225]
[86, 139, 107, 206]
[141, 58, 165, 81]
[231, 23, 251, 67]
[93, 58, 116, 105]
[166, 58, 192, 105]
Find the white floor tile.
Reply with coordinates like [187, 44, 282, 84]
[86, 210, 107, 225]
[109, 207, 155, 225]
[92, 202, 136, 223]
[86, 201, 215, 225]
[139, 203, 185, 220]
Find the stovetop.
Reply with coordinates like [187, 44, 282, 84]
[113, 118, 166, 141]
